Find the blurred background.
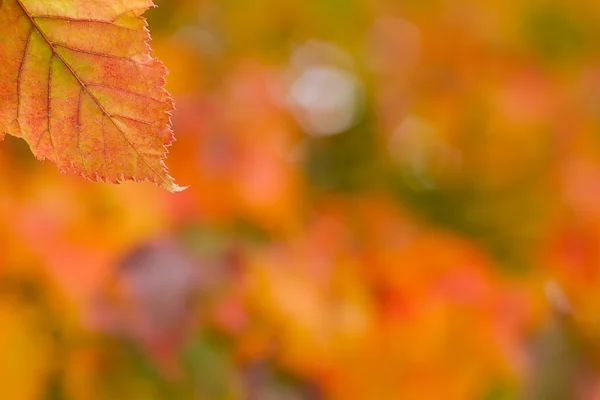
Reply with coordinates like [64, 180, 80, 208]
[3, 0, 600, 398]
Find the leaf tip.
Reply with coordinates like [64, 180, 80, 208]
[164, 182, 189, 193]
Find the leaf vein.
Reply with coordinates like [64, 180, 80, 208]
[87, 84, 163, 104]
[31, 15, 137, 31]
[75, 86, 89, 170]
[41, 54, 58, 163]
[111, 115, 153, 126]
[16, 26, 33, 127]
[101, 113, 107, 176]
[53, 42, 145, 65]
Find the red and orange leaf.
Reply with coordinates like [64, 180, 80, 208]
[0, 0, 185, 192]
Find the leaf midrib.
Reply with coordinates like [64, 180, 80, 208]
[14, 0, 170, 187]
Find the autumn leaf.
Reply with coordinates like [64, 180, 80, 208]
[0, 0, 185, 192]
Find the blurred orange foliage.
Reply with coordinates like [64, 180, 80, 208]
[3, 0, 600, 399]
